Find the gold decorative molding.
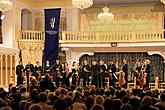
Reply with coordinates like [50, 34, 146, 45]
[18, 30, 44, 65]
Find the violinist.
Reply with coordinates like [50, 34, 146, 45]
[25, 61, 34, 87]
[54, 59, 62, 87]
[34, 61, 42, 81]
[71, 61, 78, 86]
[45, 60, 51, 74]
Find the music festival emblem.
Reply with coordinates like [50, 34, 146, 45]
[50, 17, 56, 29]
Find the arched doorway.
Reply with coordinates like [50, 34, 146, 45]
[21, 9, 32, 30]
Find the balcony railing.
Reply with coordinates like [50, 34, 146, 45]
[19, 30, 165, 43]
[19, 30, 44, 42]
[60, 30, 165, 43]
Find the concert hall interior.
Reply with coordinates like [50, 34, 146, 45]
[1, 0, 165, 110]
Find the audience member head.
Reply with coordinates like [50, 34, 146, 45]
[30, 89, 39, 102]
[105, 90, 111, 97]
[19, 86, 26, 94]
[141, 96, 153, 107]
[83, 89, 89, 97]
[54, 99, 67, 110]
[24, 102, 32, 110]
[129, 97, 140, 110]
[19, 100, 28, 110]
[28, 104, 43, 110]
[45, 73, 50, 81]
[64, 96, 73, 110]
[11, 86, 17, 94]
[122, 95, 130, 104]
[94, 95, 104, 105]
[112, 99, 122, 110]
[74, 93, 82, 103]
[38, 92, 47, 103]
[104, 98, 113, 110]
[90, 104, 104, 110]
[145, 90, 153, 97]
[120, 90, 126, 99]
[120, 104, 133, 110]
[160, 93, 165, 102]
[85, 96, 94, 110]
[0, 106, 12, 110]
[31, 79, 37, 86]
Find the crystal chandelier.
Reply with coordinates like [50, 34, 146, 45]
[97, 6, 114, 22]
[72, 0, 93, 9]
[0, 0, 12, 12]
[161, 0, 165, 3]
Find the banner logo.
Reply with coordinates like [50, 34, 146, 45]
[50, 17, 56, 28]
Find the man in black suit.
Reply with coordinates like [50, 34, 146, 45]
[25, 61, 34, 86]
[107, 60, 117, 86]
[16, 61, 24, 86]
[122, 59, 129, 88]
[99, 60, 106, 88]
[144, 60, 152, 88]
[91, 60, 100, 87]
[82, 60, 91, 87]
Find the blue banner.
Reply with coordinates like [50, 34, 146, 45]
[43, 8, 61, 71]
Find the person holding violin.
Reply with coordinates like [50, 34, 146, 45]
[34, 61, 42, 81]
[54, 59, 62, 87]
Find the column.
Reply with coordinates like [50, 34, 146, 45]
[66, 8, 80, 31]
[5, 55, 8, 86]
[0, 55, 2, 86]
[10, 55, 12, 83]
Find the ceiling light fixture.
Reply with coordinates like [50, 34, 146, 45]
[0, 0, 12, 13]
[72, 0, 93, 9]
[97, 0, 114, 22]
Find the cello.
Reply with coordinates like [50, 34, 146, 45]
[118, 71, 126, 86]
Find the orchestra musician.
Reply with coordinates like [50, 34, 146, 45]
[107, 60, 117, 86]
[62, 67, 71, 87]
[91, 60, 100, 88]
[16, 61, 24, 86]
[45, 60, 51, 74]
[135, 61, 142, 85]
[121, 59, 128, 87]
[99, 60, 106, 88]
[71, 61, 80, 86]
[144, 60, 152, 88]
[82, 60, 91, 87]
[54, 59, 62, 87]
[34, 61, 42, 81]
[25, 61, 34, 87]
